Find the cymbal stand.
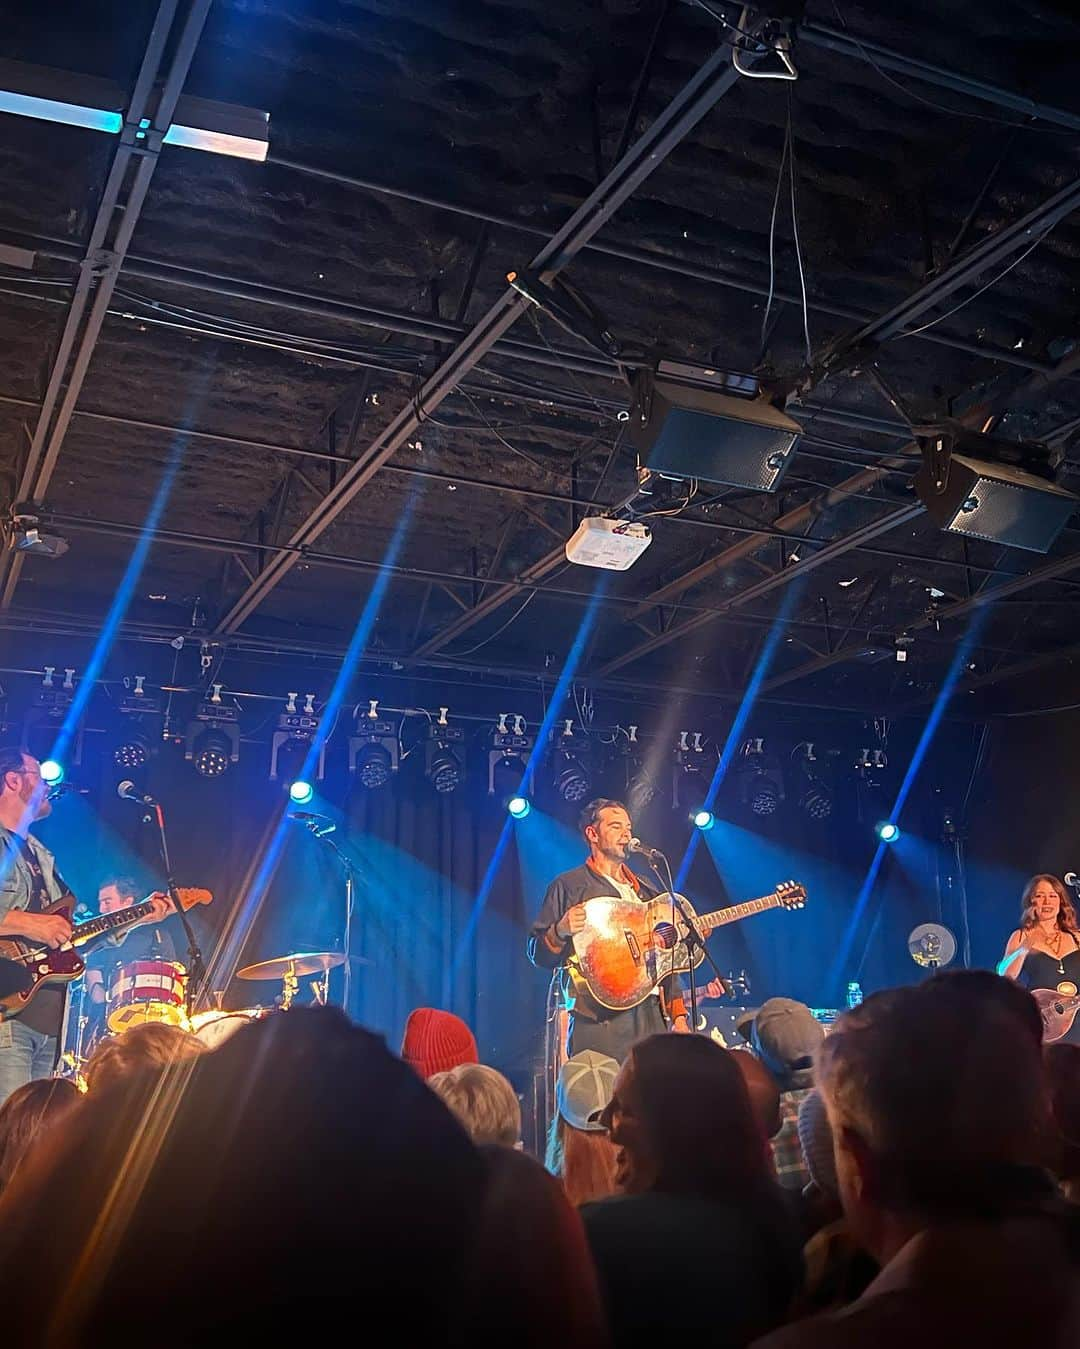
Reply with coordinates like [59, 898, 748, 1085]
[300, 820, 357, 1012]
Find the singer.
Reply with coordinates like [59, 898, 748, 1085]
[998, 874, 1080, 1042]
[527, 798, 689, 1064]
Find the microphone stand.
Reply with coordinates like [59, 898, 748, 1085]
[641, 847, 730, 1035]
[300, 820, 356, 1012]
[147, 801, 204, 1021]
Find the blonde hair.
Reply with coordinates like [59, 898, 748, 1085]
[428, 1063, 521, 1147]
[85, 1023, 205, 1095]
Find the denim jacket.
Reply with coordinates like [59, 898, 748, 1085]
[0, 827, 67, 922]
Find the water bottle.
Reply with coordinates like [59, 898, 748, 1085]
[846, 981, 863, 1009]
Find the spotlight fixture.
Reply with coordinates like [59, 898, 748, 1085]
[672, 730, 710, 811]
[488, 712, 533, 798]
[629, 362, 802, 493]
[876, 820, 900, 844]
[112, 680, 162, 770]
[551, 721, 592, 804]
[39, 758, 64, 786]
[7, 505, 69, 559]
[737, 738, 784, 817]
[793, 742, 833, 822]
[184, 696, 240, 779]
[507, 795, 531, 819]
[424, 712, 465, 795]
[23, 666, 83, 767]
[289, 779, 314, 806]
[915, 426, 1078, 554]
[271, 693, 324, 785]
[348, 706, 398, 789]
[692, 809, 715, 831]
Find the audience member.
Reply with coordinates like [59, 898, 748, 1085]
[400, 1006, 478, 1078]
[0, 1009, 490, 1343]
[582, 1033, 801, 1345]
[751, 970, 1080, 1348]
[83, 1020, 205, 1094]
[791, 1089, 878, 1315]
[428, 1062, 521, 1146]
[1045, 1042, 1080, 1203]
[546, 1049, 620, 1206]
[0, 1076, 79, 1195]
[470, 1143, 609, 1348]
[739, 999, 823, 1191]
[733, 1047, 783, 1142]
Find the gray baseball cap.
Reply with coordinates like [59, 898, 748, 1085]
[557, 1050, 620, 1131]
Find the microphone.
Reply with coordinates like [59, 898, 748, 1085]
[1066, 872, 1079, 889]
[117, 781, 157, 806]
[628, 837, 662, 861]
[288, 811, 336, 836]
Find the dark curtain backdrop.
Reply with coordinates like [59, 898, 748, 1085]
[31, 708, 1011, 1085]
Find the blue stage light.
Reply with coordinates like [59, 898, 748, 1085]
[289, 779, 314, 805]
[39, 759, 64, 786]
[692, 809, 715, 831]
[507, 796, 531, 819]
[876, 820, 900, 843]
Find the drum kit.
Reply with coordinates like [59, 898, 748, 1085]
[68, 949, 359, 1070]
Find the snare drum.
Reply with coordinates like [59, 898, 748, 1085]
[107, 959, 188, 1034]
[189, 1007, 265, 1051]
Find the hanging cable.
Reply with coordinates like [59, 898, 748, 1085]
[787, 88, 813, 367]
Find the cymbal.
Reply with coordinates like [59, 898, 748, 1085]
[236, 951, 362, 981]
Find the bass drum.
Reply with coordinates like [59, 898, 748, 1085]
[189, 1007, 267, 1051]
[107, 960, 187, 1034]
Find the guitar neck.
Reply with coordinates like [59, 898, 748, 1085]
[698, 892, 783, 931]
[71, 899, 160, 948]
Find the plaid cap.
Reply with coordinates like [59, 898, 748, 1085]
[557, 1049, 620, 1132]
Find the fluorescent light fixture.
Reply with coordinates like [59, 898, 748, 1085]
[0, 90, 121, 134]
[0, 59, 269, 162]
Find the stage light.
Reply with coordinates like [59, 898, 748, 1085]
[488, 713, 533, 797]
[352, 741, 393, 789]
[189, 727, 233, 778]
[508, 796, 531, 819]
[692, 809, 715, 831]
[793, 742, 833, 821]
[185, 695, 240, 779]
[424, 717, 465, 794]
[672, 730, 710, 811]
[39, 759, 64, 786]
[737, 738, 784, 818]
[272, 693, 325, 784]
[113, 727, 152, 770]
[876, 820, 900, 843]
[289, 779, 314, 805]
[553, 752, 591, 803]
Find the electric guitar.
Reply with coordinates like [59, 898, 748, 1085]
[0, 888, 212, 1020]
[568, 881, 807, 1012]
[1033, 986, 1080, 1043]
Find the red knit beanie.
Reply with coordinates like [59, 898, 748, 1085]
[401, 1008, 478, 1079]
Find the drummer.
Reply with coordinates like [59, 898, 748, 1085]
[84, 875, 181, 1012]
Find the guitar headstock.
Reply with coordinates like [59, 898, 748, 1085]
[776, 880, 807, 910]
[174, 888, 213, 912]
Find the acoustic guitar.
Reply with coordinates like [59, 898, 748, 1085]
[568, 881, 807, 1012]
[0, 888, 212, 1020]
[1033, 986, 1080, 1043]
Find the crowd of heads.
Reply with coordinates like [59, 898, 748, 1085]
[0, 966, 1078, 1345]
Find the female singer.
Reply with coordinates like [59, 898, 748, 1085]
[998, 875, 1080, 1042]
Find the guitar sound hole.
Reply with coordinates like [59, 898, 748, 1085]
[653, 922, 678, 950]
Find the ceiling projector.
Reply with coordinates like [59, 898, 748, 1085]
[565, 517, 652, 571]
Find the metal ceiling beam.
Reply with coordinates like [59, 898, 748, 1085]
[0, 0, 211, 610]
[796, 20, 1080, 132]
[594, 501, 924, 676]
[212, 39, 750, 633]
[813, 173, 1080, 384]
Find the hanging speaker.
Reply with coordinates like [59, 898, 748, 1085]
[914, 451, 1077, 554]
[629, 365, 802, 492]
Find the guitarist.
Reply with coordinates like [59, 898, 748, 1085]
[527, 798, 691, 1064]
[0, 747, 168, 1105]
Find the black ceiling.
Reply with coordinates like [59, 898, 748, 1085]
[2, 0, 1080, 720]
